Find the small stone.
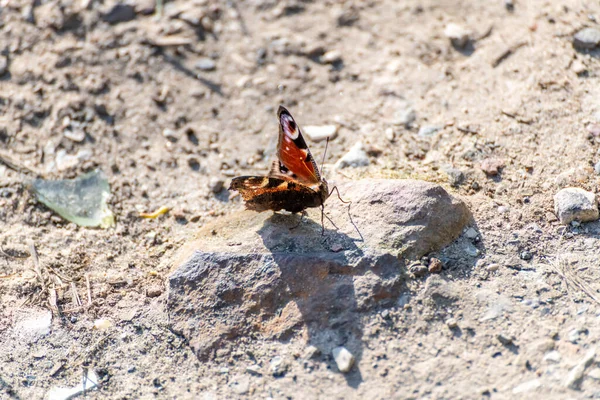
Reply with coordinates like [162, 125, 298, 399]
[321, 50, 342, 64]
[102, 4, 136, 24]
[332, 346, 355, 373]
[394, 108, 416, 127]
[418, 125, 442, 137]
[543, 350, 561, 363]
[385, 127, 395, 142]
[303, 125, 338, 142]
[195, 58, 217, 71]
[564, 348, 595, 389]
[428, 257, 443, 273]
[480, 158, 505, 176]
[512, 379, 541, 394]
[409, 262, 428, 277]
[568, 328, 587, 343]
[209, 177, 225, 194]
[336, 7, 359, 27]
[146, 286, 162, 297]
[498, 205, 509, 214]
[446, 318, 458, 329]
[444, 23, 471, 48]
[554, 187, 599, 224]
[302, 345, 320, 360]
[464, 227, 478, 240]
[246, 364, 262, 376]
[497, 333, 513, 345]
[55, 150, 80, 171]
[93, 318, 113, 330]
[380, 309, 390, 319]
[0, 56, 7, 76]
[162, 129, 179, 142]
[588, 368, 600, 380]
[443, 167, 465, 187]
[335, 142, 369, 169]
[504, 0, 514, 11]
[594, 161, 600, 175]
[573, 27, 600, 50]
[330, 243, 343, 252]
[219, 367, 229, 374]
[486, 263, 500, 272]
[270, 356, 288, 377]
[520, 251, 532, 261]
[63, 128, 86, 143]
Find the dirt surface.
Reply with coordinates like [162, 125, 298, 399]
[2, 0, 600, 398]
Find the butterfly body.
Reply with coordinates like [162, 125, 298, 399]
[229, 106, 330, 214]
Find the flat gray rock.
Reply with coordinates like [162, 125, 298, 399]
[167, 179, 471, 359]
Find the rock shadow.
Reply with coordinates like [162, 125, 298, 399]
[256, 213, 407, 387]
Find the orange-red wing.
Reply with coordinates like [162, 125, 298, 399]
[274, 106, 322, 186]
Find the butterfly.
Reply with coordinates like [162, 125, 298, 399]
[229, 106, 335, 230]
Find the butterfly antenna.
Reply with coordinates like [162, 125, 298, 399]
[320, 136, 329, 177]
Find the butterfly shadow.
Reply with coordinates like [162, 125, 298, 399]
[256, 212, 400, 388]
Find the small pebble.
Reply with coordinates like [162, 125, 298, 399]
[497, 333, 513, 345]
[0, 56, 8, 76]
[444, 167, 465, 187]
[303, 125, 338, 142]
[246, 364, 262, 376]
[480, 158, 505, 176]
[543, 351, 561, 363]
[195, 58, 217, 71]
[321, 50, 342, 64]
[573, 27, 600, 50]
[394, 108, 416, 127]
[418, 125, 442, 137]
[497, 205, 509, 214]
[588, 368, 600, 380]
[409, 263, 428, 277]
[302, 345, 320, 360]
[464, 227, 478, 240]
[486, 263, 500, 272]
[209, 177, 225, 194]
[594, 160, 600, 175]
[444, 23, 471, 48]
[446, 318, 458, 329]
[102, 4, 136, 24]
[428, 257, 443, 273]
[270, 356, 288, 377]
[564, 349, 595, 389]
[332, 346, 355, 373]
[64, 128, 86, 143]
[93, 319, 113, 330]
[385, 127, 395, 142]
[554, 187, 599, 224]
[520, 251, 532, 261]
[146, 286, 162, 298]
[162, 129, 179, 142]
[335, 142, 369, 169]
[330, 243, 343, 252]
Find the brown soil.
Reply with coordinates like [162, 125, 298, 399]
[2, 0, 600, 398]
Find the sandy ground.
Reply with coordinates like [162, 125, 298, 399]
[2, 0, 600, 398]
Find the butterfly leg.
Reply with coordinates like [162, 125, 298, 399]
[289, 210, 307, 230]
[320, 204, 325, 235]
[329, 186, 364, 241]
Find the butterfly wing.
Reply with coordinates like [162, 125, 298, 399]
[273, 106, 322, 187]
